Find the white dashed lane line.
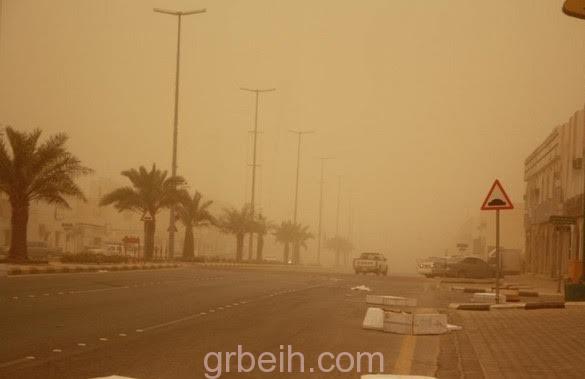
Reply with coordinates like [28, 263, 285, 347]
[1, 276, 224, 302]
[0, 284, 323, 371]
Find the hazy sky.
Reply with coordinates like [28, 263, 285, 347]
[1, 0, 585, 270]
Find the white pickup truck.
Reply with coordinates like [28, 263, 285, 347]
[353, 252, 388, 275]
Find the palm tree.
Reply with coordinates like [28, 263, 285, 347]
[0, 127, 92, 261]
[220, 205, 252, 262]
[291, 224, 314, 265]
[100, 165, 185, 260]
[325, 236, 353, 266]
[273, 220, 296, 264]
[176, 190, 215, 259]
[252, 213, 272, 262]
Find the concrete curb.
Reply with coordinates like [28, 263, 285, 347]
[6, 263, 180, 276]
[449, 301, 565, 311]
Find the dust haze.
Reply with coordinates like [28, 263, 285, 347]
[1, 0, 584, 272]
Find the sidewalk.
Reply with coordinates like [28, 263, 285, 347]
[438, 307, 585, 378]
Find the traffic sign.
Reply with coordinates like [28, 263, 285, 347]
[481, 179, 514, 211]
[141, 212, 153, 222]
[563, 0, 585, 20]
[167, 225, 178, 232]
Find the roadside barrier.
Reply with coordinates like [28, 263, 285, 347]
[6, 263, 179, 276]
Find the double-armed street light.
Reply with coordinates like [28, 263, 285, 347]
[240, 87, 275, 260]
[153, 7, 206, 259]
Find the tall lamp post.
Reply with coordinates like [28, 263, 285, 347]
[289, 130, 314, 224]
[153, 7, 206, 259]
[563, 0, 585, 275]
[240, 87, 275, 260]
[317, 157, 334, 265]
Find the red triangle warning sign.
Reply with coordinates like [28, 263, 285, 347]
[481, 179, 514, 210]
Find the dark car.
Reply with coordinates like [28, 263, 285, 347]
[445, 256, 495, 279]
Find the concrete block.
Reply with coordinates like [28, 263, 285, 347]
[366, 295, 417, 307]
[472, 292, 506, 304]
[383, 311, 413, 335]
[362, 307, 385, 330]
[412, 313, 448, 335]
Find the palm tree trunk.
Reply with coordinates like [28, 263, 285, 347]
[236, 233, 244, 262]
[293, 242, 300, 265]
[9, 201, 29, 261]
[182, 225, 195, 259]
[256, 234, 264, 262]
[283, 242, 290, 264]
[143, 219, 155, 261]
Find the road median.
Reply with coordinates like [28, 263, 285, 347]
[4, 263, 180, 276]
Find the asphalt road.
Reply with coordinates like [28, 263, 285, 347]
[0, 266, 451, 379]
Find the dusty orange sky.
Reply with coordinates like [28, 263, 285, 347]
[1, 0, 584, 270]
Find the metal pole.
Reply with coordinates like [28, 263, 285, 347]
[495, 209, 501, 304]
[336, 176, 341, 236]
[316, 158, 331, 265]
[248, 90, 259, 261]
[582, 145, 585, 277]
[240, 87, 275, 261]
[293, 133, 302, 223]
[154, 8, 206, 260]
[167, 14, 182, 260]
[289, 130, 314, 224]
[558, 228, 563, 293]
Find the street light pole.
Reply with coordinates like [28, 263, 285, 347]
[289, 130, 314, 224]
[240, 87, 275, 261]
[154, 7, 206, 260]
[317, 157, 334, 265]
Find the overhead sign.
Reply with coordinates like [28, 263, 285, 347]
[563, 0, 585, 20]
[549, 216, 576, 226]
[481, 179, 514, 210]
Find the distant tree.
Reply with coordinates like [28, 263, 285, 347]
[0, 127, 92, 261]
[100, 165, 185, 260]
[176, 190, 215, 260]
[251, 213, 272, 262]
[273, 220, 296, 264]
[220, 205, 253, 262]
[325, 236, 353, 266]
[291, 224, 314, 265]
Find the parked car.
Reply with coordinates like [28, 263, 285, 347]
[417, 256, 448, 278]
[27, 241, 51, 262]
[353, 252, 388, 275]
[445, 256, 496, 279]
[487, 248, 522, 275]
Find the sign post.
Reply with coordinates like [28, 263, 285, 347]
[481, 179, 514, 304]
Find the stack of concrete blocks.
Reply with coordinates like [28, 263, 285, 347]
[366, 295, 418, 307]
[383, 309, 448, 335]
[472, 292, 507, 304]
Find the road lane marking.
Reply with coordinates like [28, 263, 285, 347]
[77, 343, 86, 347]
[135, 329, 144, 333]
[393, 335, 417, 375]
[52, 349, 62, 353]
[119, 333, 127, 337]
[0, 356, 36, 369]
[99, 337, 108, 341]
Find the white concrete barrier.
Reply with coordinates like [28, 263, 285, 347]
[383, 311, 413, 335]
[412, 313, 447, 335]
[366, 295, 417, 307]
[472, 292, 506, 304]
[362, 307, 385, 330]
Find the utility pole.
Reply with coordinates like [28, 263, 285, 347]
[336, 175, 342, 236]
[154, 7, 206, 260]
[240, 87, 275, 260]
[289, 130, 314, 224]
[317, 157, 334, 265]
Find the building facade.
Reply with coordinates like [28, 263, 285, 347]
[524, 107, 585, 280]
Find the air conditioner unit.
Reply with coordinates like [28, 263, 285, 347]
[573, 158, 583, 170]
